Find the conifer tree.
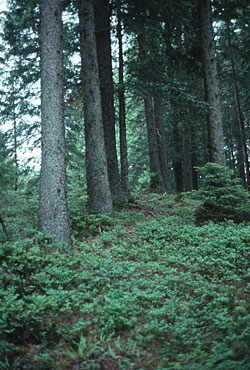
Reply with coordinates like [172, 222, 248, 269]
[78, 0, 113, 215]
[198, 0, 226, 166]
[39, 0, 71, 244]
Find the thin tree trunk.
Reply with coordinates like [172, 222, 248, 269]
[0, 208, 11, 241]
[172, 121, 183, 193]
[226, 19, 250, 188]
[95, 0, 127, 203]
[11, 84, 18, 191]
[153, 96, 171, 192]
[229, 138, 237, 172]
[13, 105, 18, 191]
[198, 0, 226, 166]
[144, 96, 163, 190]
[192, 162, 199, 190]
[39, 0, 71, 245]
[182, 124, 193, 191]
[174, 162, 183, 193]
[117, 14, 131, 199]
[137, 35, 162, 190]
[78, 0, 113, 215]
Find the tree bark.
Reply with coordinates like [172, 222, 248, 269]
[11, 92, 18, 191]
[198, 0, 226, 166]
[137, 35, 163, 190]
[95, 0, 127, 203]
[78, 0, 113, 215]
[0, 208, 11, 241]
[154, 96, 171, 192]
[182, 124, 193, 191]
[39, 0, 71, 245]
[226, 19, 250, 188]
[171, 120, 183, 193]
[117, 14, 131, 199]
[144, 96, 163, 190]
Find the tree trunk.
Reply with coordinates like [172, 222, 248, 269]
[172, 121, 183, 193]
[226, 19, 250, 188]
[0, 207, 11, 241]
[144, 96, 163, 190]
[39, 0, 71, 245]
[153, 96, 171, 192]
[78, 0, 113, 215]
[174, 161, 183, 193]
[137, 35, 163, 190]
[182, 124, 193, 191]
[10, 81, 19, 191]
[13, 107, 18, 191]
[117, 14, 131, 199]
[11, 90, 18, 191]
[198, 0, 226, 166]
[95, 0, 127, 203]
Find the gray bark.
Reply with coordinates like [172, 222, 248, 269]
[95, 0, 127, 203]
[198, 0, 226, 166]
[78, 0, 113, 215]
[39, 0, 71, 245]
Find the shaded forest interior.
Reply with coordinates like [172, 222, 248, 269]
[0, 0, 250, 369]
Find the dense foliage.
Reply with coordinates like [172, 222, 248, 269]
[1, 193, 250, 369]
[0, 1, 250, 368]
[197, 163, 250, 222]
[1, 0, 249, 192]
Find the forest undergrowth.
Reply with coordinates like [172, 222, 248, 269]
[0, 192, 250, 369]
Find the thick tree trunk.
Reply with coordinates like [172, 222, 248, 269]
[198, 0, 226, 166]
[153, 96, 171, 192]
[39, 0, 71, 245]
[117, 15, 131, 199]
[78, 0, 113, 215]
[95, 0, 127, 203]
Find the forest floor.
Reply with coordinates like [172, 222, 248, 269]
[1, 191, 250, 369]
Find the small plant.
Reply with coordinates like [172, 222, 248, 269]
[196, 162, 250, 222]
[68, 334, 97, 360]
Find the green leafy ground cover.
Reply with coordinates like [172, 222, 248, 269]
[1, 192, 250, 369]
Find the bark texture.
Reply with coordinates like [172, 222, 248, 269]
[78, 0, 113, 215]
[198, 0, 226, 166]
[39, 0, 71, 245]
[94, 0, 127, 203]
